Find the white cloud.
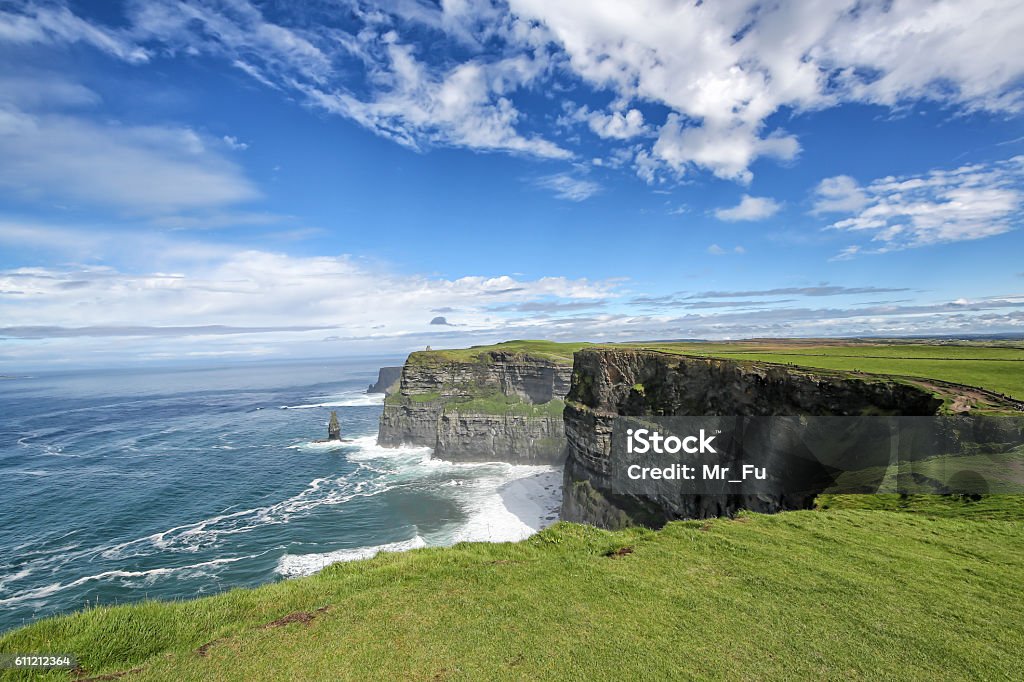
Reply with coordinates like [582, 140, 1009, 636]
[0, 3, 148, 63]
[303, 51, 570, 159]
[222, 135, 248, 150]
[125, 1, 569, 160]
[826, 157, 1024, 254]
[587, 108, 646, 140]
[0, 107, 259, 214]
[508, 0, 1024, 180]
[2, 222, 1022, 367]
[714, 195, 782, 222]
[535, 173, 600, 201]
[0, 73, 101, 108]
[5, 0, 1024, 186]
[0, 225, 621, 366]
[707, 244, 745, 256]
[812, 175, 869, 213]
[652, 116, 799, 183]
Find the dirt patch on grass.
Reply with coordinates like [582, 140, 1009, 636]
[604, 546, 634, 558]
[263, 606, 331, 629]
[195, 638, 222, 657]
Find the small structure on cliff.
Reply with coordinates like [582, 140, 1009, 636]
[328, 411, 341, 441]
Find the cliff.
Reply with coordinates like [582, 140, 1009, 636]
[377, 341, 584, 464]
[560, 348, 1022, 528]
[367, 366, 402, 394]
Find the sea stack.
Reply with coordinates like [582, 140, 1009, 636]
[328, 411, 341, 441]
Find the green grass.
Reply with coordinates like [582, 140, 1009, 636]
[3, 508, 1023, 681]
[445, 395, 565, 418]
[817, 493, 1024, 520]
[408, 340, 591, 366]
[616, 341, 1024, 400]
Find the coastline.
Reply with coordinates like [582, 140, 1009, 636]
[274, 444, 564, 578]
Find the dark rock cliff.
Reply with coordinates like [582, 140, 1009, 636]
[367, 366, 402, 394]
[377, 349, 572, 464]
[561, 348, 951, 528]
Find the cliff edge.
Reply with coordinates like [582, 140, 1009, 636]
[560, 347, 1022, 528]
[377, 341, 585, 464]
[367, 366, 402, 394]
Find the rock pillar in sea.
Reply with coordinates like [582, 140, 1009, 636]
[328, 411, 341, 441]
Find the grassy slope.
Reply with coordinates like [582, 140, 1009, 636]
[445, 396, 565, 418]
[3, 508, 1023, 681]
[619, 340, 1024, 400]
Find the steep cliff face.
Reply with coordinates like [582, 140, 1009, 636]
[435, 412, 565, 463]
[367, 366, 402, 394]
[561, 348, 950, 528]
[377, 344, 575, 464]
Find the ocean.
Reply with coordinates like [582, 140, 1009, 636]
[0, 359, 562, 632]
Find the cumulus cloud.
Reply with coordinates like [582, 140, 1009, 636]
[652, 116, 800, 183]
[812, 175, 870, 213]
[510, 0, 1024, 181]
[588, 108, 646, 139]
[825, 157, 1024, 254]
[714, 195, 782, 222]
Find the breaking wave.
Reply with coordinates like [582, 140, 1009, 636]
[275, 535, 428, 578]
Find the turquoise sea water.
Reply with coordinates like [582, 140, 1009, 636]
[0, 359, 560, 632]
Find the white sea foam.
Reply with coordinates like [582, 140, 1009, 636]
[0, 556, 253, 606]
[275, 535, 427, 578]
[47, 430, 562, 596]
[280, 392, 384, 409]
[288, 440, 350, 452]
[342, 435, 434, 463]
[447, 466, 562, 545]
[100, 453, 399, 559]
[0, 567, 34, 591]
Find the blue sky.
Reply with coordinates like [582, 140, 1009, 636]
[1, 0, 1023, 368]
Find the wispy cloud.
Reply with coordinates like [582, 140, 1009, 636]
[0, 4, 148, 63]
[707, 244, 745, 255]
[714, 195, 781, 222]
[824, 157, 1024, 255]
[0, 107, 259, 214]
[691, 285, 912, 299]
[535, 173, 600, 202]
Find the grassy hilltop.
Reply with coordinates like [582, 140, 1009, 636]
[2, 338, 1023, 680]
[622, 338, 1024, 401]
[405, 338, 1024, 402]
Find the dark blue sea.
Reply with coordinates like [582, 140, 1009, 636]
[0, 359, 561, 632]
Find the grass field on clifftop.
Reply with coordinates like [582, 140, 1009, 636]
[3, 504, 1024, 681]
[624, 340, 1024, 400]
[407, 340, 590, 365]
